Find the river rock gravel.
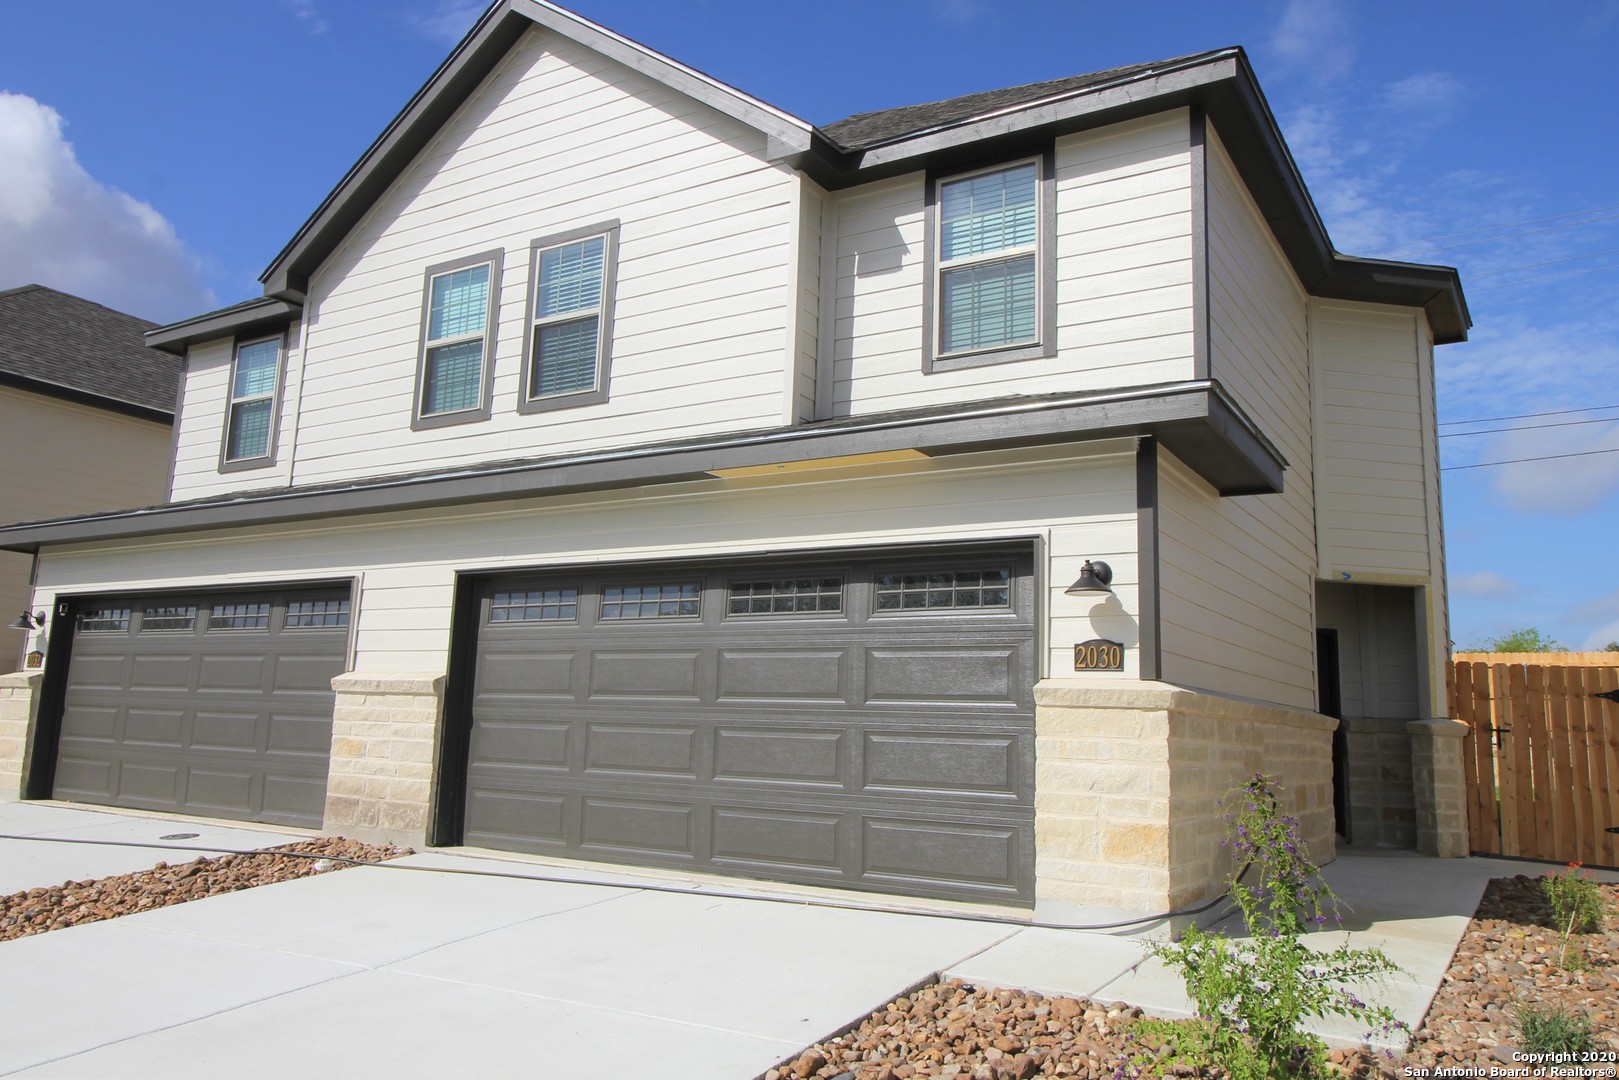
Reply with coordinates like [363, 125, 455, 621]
[0, 836, 411, 942]
[766, 874, 1618, 1080]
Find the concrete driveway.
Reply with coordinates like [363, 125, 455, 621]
[4, 800, 1603, 1077]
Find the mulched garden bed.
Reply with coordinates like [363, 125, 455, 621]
[0, 836, 411, 942]
[765, 875, 1619, 1080]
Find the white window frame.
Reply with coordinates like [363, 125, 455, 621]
[219, 333, 283, 471]
[412, 249, 503, 429]
[519, 220, 619, 414]
[924, 152, 1056, 373]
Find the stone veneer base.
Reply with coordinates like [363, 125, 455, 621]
[323, 672, 446, 847]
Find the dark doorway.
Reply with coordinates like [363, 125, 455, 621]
[1316, 628, 1348, 841]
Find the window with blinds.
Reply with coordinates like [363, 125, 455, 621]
[415, 250, 501, 425]
[224, 337, 280, 464]
[522, 223, 617, 411]
[934, 160, 1042, 359]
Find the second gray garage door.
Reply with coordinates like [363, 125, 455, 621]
[462, 549, 1036, 905]
[52, 587, 350, 828]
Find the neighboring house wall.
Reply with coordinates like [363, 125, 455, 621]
[1153, 127, 1315, 712]
[0, 385, 172, 660]
[830, 111, 1196, 418]
[170, 27, 798, 501]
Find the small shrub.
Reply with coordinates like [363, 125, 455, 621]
[1543, 863, 1605, 936]
[1517, 1001, 1595, 1055]
[1120, 775, 1407, 1080]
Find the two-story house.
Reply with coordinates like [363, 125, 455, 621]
[0, 0, 1469, 921]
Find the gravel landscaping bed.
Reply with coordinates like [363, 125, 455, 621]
[0, 837, 412, 941]
[766, 874, 1619, 1080]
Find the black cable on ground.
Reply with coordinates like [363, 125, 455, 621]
[0, 831, 1244, 932]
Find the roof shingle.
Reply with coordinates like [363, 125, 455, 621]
[0, 285, 177, 416]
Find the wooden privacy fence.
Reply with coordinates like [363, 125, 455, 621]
[1450, 654, 1619, 868]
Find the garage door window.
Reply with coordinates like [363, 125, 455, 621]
[874, 568, 1011, 611]
[79, 608, 131, 633]
[209, 602, 270, 631]
[600, 582, 700, 619]
[141, 605, 198, 633]
[287, 598, 351, 629]
[728, 578, 843, 615]
[489, 589, 577, 623]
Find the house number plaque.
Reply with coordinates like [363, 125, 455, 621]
[1073, 639, 1124, 672]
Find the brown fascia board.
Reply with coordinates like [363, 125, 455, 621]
[144, 298, 303, 355]
[258, 0, 813, 301]
[0, 381, 1284, 554]
[790, 49, 1470, 344]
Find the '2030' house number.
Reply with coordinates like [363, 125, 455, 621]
[1073, 639, 1124, 672]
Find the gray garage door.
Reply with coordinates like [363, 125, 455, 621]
[53, 588, 350, 828]
[463, 550, 1036, 905]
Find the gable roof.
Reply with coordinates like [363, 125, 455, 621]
[190, 1, 1464, 345]
[0, 285, 176, 421]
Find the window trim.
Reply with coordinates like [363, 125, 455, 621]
[412, 248, 504, 430]
[518, 220, 620, 415]
[218, 333, 285, 472]
[921, 150, 1057, 374]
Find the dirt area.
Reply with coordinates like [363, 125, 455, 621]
[0, 836, 411, 942]
[766, 876, 1619, 1080]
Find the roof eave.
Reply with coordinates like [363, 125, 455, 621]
[144, 299, 303, 355]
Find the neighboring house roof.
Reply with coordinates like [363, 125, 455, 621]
[164, 0, 1467, 346]
[0, 285, 176, 421]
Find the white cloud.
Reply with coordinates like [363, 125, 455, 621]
[283, 0, 329, 34]
[1381, 72, 1467, 115]
[1485, 419, 1619, 514]
[407, 0, 487, 44]
[1451, 571, 1521, 600]
[0, 93, 212, 322]
[1268, 0, 1355, 83]
[1580, 619, 1619, 651]
[934, 0, 986, 24]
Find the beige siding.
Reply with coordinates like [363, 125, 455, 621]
[0, 386, 172, 659]
[1157, 450, 1315, 710]
[830, 111, 1195, 416]
[788, 178, 824, 423]
[35, 444, 1140, 681]
[1315, 581, 1420, 721]
[168, 324, 303, 500]
[1311, 300, 1435, 579]
[168, 28, 796, 501]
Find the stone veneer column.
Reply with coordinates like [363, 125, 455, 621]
[0, 671, 42, 799]
[1034, 680, 1337, 923]
[1405, 718, 1469, 858]
[324, 673, 445, 845]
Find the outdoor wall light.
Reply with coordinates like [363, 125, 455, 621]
[1064, 560, 1113, 596]
[8, 611, 46, 632]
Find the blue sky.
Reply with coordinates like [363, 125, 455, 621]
[2, 0, 1617, 650]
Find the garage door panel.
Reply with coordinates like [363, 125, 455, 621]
[715, 649, 848, 702]
[583, 723, 698, 777]
[466, 789, 569, 849]
[123, 709, 186, 748]
[863, 646, 1020, 705]
[53, 588, 346, 829]
[191, 711, 262, 751]
[587, 650, 702, 699]
[471, 718, 570, 768]
[862, 817, 1022, 894]
[713, 727, 845, 784]
[580, 796, 694, 857]
[477, 650, 577, 697]
[711, 805, 842, 871]
[863, 732, 1021, 797]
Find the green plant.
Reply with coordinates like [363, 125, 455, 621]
[1544, 862, 1605, 935]
[1119, 775, 1406, 1080]
[1516, 1001, 1595, 1055]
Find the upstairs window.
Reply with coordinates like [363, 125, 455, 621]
[520, 222, 618, 413]
[222, 336, 281, 468]
[926, 155, 1053, 371]
[414, 250, 501, 428]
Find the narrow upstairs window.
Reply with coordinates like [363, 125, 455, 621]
[415, 250, 501, 427]
[521, 222, 618, 412]
[223, 336, 280, 466]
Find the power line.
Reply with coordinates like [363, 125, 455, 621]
[1470, 263, 1619, 292]
[1439, 416, 1619, 438]
[1440, 404, 1619, 427]
[1357, 203, 1619, 256]
[1443, 447, 1619, 471]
